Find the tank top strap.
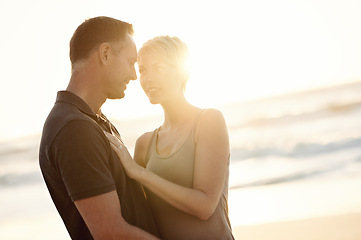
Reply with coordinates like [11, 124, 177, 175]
[144, 127, 159, 167]
[192, 108, 208, 137]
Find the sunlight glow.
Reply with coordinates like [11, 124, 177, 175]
[2, 0, 361, 140]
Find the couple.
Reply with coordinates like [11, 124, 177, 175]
[39, 16, 234, 240]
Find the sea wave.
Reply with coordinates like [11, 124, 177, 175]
[2, 81, 361, 189]
[229, 147, 361, 189]
[230, 100, 361, 129]
[0, 171, 42, 188]
[231, 137, 361, 160]
[222, 81, 361, 130]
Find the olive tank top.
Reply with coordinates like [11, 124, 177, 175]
[145, 110, 234, 240]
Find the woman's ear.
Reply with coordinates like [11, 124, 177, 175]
[175, 71, 186, 94]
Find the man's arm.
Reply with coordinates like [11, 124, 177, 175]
[75, 190, 159, 240]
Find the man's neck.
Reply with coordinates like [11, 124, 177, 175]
[67, 71, 106, 115]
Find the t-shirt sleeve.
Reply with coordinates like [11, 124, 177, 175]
[52, 120, 116, 201]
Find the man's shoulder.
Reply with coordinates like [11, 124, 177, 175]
[48, 101, 96, 129]
[40, 101, 99, 149]
[51, 100, 94, 122]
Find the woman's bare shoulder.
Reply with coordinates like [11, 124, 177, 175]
[136, 131, 154, 148]
[195, 108, 228, 143]
[198, 108, 226, 128]
[134, 130, 156, 167]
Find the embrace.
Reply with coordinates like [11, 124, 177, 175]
[39, 16, 234, 240]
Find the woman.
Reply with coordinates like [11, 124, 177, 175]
[106, 36, 234, 240]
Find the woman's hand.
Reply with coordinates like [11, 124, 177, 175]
[104, 131, 143, 180]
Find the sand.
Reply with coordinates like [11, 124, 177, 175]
[233, 213, 361, 240]
[2, 174, 361, 239]
[228, 174, 361, 240]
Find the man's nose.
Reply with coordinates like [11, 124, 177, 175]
[130, 67, 137, 81]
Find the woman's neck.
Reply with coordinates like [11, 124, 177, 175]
[161, 97, 198, 128]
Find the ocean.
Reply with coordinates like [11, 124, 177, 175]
[223, 81, 361, 188]
[1, 80, 361, 238]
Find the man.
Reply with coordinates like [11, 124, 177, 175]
[39, 17, 160, 239]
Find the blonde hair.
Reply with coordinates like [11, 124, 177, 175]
[138, 35, 190, 91]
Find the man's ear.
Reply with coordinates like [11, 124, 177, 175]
[98, 43, 111, 65]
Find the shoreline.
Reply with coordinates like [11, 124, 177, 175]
[2, 170, 361, 239]
[228, 174, 361, 226]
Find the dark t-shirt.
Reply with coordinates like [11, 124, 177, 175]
[39, 91, 159, 239]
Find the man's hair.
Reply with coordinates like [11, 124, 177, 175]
[138, 35, 190, 91]
[70, 16, 134, 69]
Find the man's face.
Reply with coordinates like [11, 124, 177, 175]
[105, 34, 137, 99]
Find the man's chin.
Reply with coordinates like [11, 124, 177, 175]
[108, 92, 125, 100]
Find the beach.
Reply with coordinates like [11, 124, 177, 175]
[233, 213, 361, 240]
[1, 173, 361, 239]
[229, 174, 361, 239]
[1, 81, 361, 239]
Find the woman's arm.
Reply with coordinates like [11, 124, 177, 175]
[134, 132, 154, 168]
[106, 109, 230, 220]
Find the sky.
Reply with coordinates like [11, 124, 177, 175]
[1, 0, 361, 141]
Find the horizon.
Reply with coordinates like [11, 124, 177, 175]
[1, 78, 360, 143]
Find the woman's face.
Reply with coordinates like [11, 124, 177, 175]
[138, 52, 183, 104]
